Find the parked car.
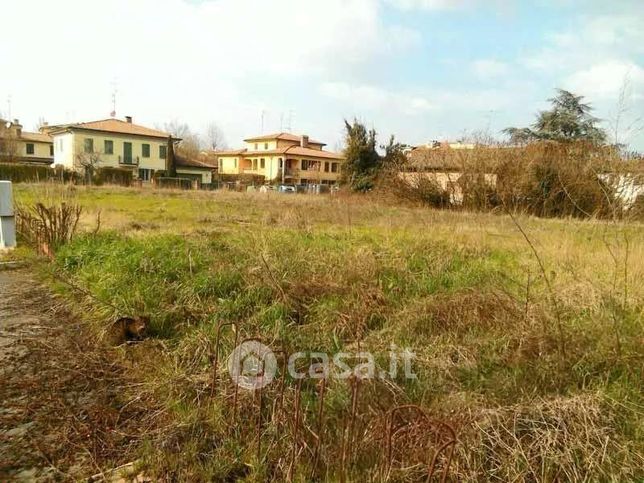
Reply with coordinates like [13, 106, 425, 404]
[278, 184, 296, 193]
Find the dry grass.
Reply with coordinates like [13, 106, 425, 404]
[12, 183, 644, 481]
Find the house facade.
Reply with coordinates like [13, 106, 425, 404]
[47, 117, 174, 182]
[0, 119, 53, 165]
[215, 132, 344, 185]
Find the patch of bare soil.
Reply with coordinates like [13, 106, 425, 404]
[0, 267, 154, 481]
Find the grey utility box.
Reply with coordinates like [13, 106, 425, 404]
[0, 181, 17, 249]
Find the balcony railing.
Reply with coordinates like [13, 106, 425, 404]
[119, 155, 140, 166]
[284, 168, 300, 176]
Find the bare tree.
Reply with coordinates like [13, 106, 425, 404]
[204, 122, 226, 151]
[609, 74, 643, 151]
[0, 119, 19, 162]
[158, 119, 201, 157]
[76, 150, 103, 184]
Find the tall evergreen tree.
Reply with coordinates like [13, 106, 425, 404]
[504, 89, 607, 144]
[342, 119, 380, 191]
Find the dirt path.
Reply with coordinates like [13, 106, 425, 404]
[0, 267, 148, 481]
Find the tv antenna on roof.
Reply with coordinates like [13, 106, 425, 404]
[284, 109, 294, 133]
[110, 79, 118, 118]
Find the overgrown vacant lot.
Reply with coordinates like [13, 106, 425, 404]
[15, 184, 644, 481]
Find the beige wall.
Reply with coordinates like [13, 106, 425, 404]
[54, 130, 167, 172]
[218, 156, 241, 174]
[18, 140, 52, 159]
[245, 140, 278, 151]
[177, 167, 213, 184]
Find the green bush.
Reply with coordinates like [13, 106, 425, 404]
[0, 163, 135, 186]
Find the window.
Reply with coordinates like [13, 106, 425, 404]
[159, 145, 167, 159]
[234, 158, 237, 168]
[278, 158, 283, 168]
[123, 142, 133, 164]
[264, 143, 268, 150]
[49, 145, 54, 156]
[138, 168, 152, 181]
[84, 138, 94, 153]
[324, 162, 329, 172]
[331, 163, 338, 173]
[253, 158, 258, 170]
[254, 143, 258, 150]
[302, 159, 311, 170]
[260, 158, 265, 169]
[26, 143, 35, 155]
[218, 159, 223, 171]
[142, 143, 150, 158]
[104, 140, 114, 154]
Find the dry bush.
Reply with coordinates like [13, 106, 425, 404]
[456, 393, 642, 482]
[15, 202, 82, 254]
[496, 143, 623, 218]
[391, 142, 635, 219]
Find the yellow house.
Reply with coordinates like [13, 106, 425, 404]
[48, 116, 175, 182]
[214, 132, 345, 185]
[0, 119, 53, 165]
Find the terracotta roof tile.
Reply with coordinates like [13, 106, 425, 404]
[175, 153, 217, 169]
[50, 118, 173, 139]
[20, 132, 52, 143]
[242, 147, 344, 160]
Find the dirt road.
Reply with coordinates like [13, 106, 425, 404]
[0, 267, 147, 481]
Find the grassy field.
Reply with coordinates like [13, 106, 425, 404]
[14, 184, 644, 481]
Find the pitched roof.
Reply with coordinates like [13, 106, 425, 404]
[212, 149, 248, 156]
[214, 145, 344, 160]
[49, 118, 174, 139]
[282, 145, 344, 160]
[175, 153, 217, 169]
[243, 132, 325, 146]
[20, 131, 52, 143]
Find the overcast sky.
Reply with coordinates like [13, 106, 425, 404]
[1, 0, 643, 151]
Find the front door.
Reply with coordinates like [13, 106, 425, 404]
[123, 142, 132, 164]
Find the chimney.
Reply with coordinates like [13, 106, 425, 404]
[300, 135, 309, 148]
[125, 116, 132, 123]
[13, 119, 22, 137]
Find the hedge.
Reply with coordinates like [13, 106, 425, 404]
[0, 163, 133, 186]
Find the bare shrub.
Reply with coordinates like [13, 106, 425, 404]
[16, 202, 82, 254]
[394, 141, 631, 219]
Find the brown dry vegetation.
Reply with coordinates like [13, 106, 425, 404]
[10, 183, 644, 481]
[391, 142, 644, 219]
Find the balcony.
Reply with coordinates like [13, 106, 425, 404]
[242, 167, 261, 174]
[119, 155, 139, 166]
[284, 168, 300, 177]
